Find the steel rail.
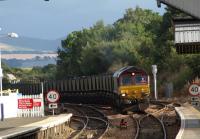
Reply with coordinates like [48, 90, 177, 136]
[136, 100, 171, 139]
[148, 100, 181, 139]
[68, 117, 87, 139]
[87, 117, 109, 139]
[63, 103, 109, 139]
[75, 106, 109, 139]
[63, 103, 89, 139]
[138, 114, 166, 139]
[132, 116, 139, 139]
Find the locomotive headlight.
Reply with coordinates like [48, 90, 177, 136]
[122, 93, 126, 97]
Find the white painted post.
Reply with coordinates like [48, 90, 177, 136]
[17, 94, 21, 117]
[152, 65, 158, 100]
[32, 95, 34, 117]
[34, 96, 36, 117]
[0, 49, 3, 96]
[26, 95, 29, 117]
[25, 95, 27, 117]
[41, 82, 45, 117]
[53, 109, 55, 116]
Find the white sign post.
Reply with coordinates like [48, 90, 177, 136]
[152, 65, 158, 100]
[46, 90, 60, 116]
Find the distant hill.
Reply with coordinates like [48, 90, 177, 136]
[0, 36, 63, 67]
[2, 57, 57, 68]
[0, 36, 62, 53]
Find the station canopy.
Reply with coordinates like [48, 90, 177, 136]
[157, 0, 200, 54]
[174, 18, 200, 54]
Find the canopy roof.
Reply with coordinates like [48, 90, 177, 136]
[157, 0, 200, 19]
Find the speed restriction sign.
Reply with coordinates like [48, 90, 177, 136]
[46, 90, 60, 103]
[189, 84, 200, 96]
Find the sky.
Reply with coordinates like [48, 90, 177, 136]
[0, 0, 165, 40]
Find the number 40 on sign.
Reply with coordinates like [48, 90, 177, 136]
[46, 90, 60, 103]
[189, 84, 200, 96]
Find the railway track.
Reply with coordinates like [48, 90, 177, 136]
[133, 100, 181, 139]
[156, 102, 181, 139]
[63, 103, 109, 139]
[62, 101, 180, 139]
[94, 105, 138, 139]
[135, 112, 166, 139]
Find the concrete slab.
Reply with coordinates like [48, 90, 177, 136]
[176, 128, 200, 139]
[176, 106, 200, 139]
[0, 114, 72, 139]
[0, 117, 47, 131]
[176, 106, 200, 128]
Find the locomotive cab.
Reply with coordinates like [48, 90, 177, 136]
[113, 66, 150, 104]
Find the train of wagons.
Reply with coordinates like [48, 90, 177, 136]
[4, 66, 151, 109]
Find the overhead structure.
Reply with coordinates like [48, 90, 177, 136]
[157, 0, 200, 54]
[174, 18, 200, 54]
[157, 0, 200, 19]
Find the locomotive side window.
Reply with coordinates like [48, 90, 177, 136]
[135, 75, 147, 84]
[120, 75, 133, 86]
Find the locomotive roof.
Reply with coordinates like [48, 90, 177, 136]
[113, 66, 147, 77]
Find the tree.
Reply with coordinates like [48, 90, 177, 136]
[57, 7, 164, 77]
[57, 31, 86, 77]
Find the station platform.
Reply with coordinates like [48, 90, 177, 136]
[0, 114, 72, 139]
[175, 105, 200, 139]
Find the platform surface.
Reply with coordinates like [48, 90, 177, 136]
[0, 114, 72, 139]
[175, 105, 200, 139]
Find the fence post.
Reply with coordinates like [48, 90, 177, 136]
[41, 82, 45, 117]
[1, 103, 4, 121]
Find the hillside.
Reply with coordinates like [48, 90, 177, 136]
[0, 37, 60, 67]
[0, 36, 62, 53]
